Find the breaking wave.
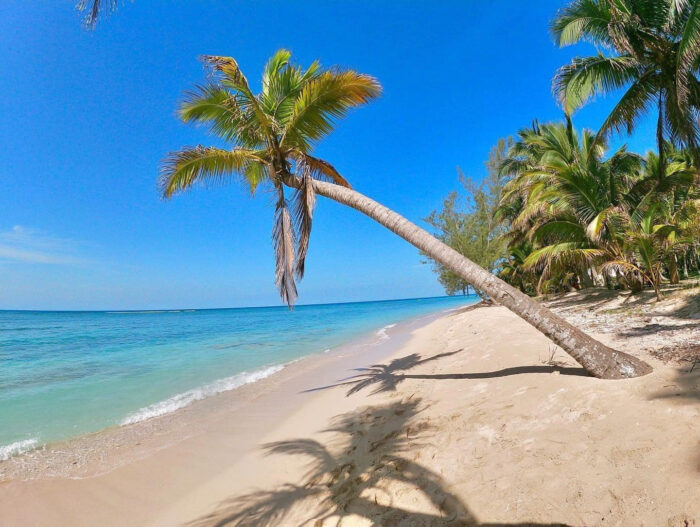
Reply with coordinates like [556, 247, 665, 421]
[120, 364, 284, 425]
[0, 438, 39, 461]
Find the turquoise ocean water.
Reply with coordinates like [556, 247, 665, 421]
[0, 295, 475, 459]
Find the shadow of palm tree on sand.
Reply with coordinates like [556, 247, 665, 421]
[188, 398, 570, 526]
[305, 350, 589, 397]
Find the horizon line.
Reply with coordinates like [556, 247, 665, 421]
[0, 293, 477, 314]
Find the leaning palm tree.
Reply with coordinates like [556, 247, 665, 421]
[552, 0, 700, 180]
[160, 50, 652, 379]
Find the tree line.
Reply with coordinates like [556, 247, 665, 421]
[426, 0, 699, 301]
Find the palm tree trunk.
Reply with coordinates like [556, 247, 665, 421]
[288, 177, 652, 379]
[668, 254, 680, 285]
[657, 96, 665, 182]
[650, 270, 663, 301]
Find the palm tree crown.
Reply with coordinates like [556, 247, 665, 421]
[160, 50, 381, 306]
[551, 0, 700, 178]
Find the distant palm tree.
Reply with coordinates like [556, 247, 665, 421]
[552, 0, 700, 180]
[160, 50, 652, 379]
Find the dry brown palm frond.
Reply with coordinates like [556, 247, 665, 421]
[273, 185, 297, 307]
[199, 55, 249, 87]
[290, 151, 351, 188]
[292, 162, 316, 279]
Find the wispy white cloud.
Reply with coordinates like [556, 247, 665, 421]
[0, 226, 87, 265]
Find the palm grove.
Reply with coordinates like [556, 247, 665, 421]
[428, 0, 699, 304]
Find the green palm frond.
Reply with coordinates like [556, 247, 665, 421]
[262, 49, 293, 92]
[281, 71, 381, 150]
[675, 0, 700, 107]
[653, 223, 681, 242]
[200, 55, 277, 146]
[551, 0, 614, 47]
[531, 220, 586, 243]
[160, 146, 267, 198]
[586, 208, 609, 241]
[595, 71, 659, 142]
[179, 85, 262, 146]
[553, 54, 641, 113]
[260, 52, 321, 127]
[523, 242, 605, 271]
[663, 81, 700, 154]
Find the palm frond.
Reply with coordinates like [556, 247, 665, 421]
[179, 84, 263, 146]
[586, 207, 617, 241]
[601, 259, 650, 281]
[160, 146, 267, 198]
[595, 71, 658, 142]
[553, 54, 642, 113]
[653, 223, 681, 242]
[200, 55, 276, 146]
[523, 242, 605, 270]
[291, 163, 316, 279]
[273, 185, 298, 307]
[262, 49, 292, 93]
[664, 82, 700, 155]
[260, 52, 320, 127]
[551, 0, 614, 47]
[289, 151, 351, 188]
[281, 70, 381, 149]
[675, 0, 700, 107]
[531, 220, 586, 243]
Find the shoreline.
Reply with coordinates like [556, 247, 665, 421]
[0, 305, 460, 482]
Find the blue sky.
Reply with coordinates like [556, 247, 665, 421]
[0, 1, 658, 310]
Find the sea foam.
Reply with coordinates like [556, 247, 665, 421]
[375, 323, 397, 342]
[120, 364, 284, 425]
[0, 438, 39, 461]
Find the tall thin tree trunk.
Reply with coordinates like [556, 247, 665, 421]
[290, 177, 653, 379]
[668, 254, 679, 285]
[657, 96, 665, 182]
[650, 270, 663, 301]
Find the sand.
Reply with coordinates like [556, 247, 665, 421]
[0, 290, 698, 526]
